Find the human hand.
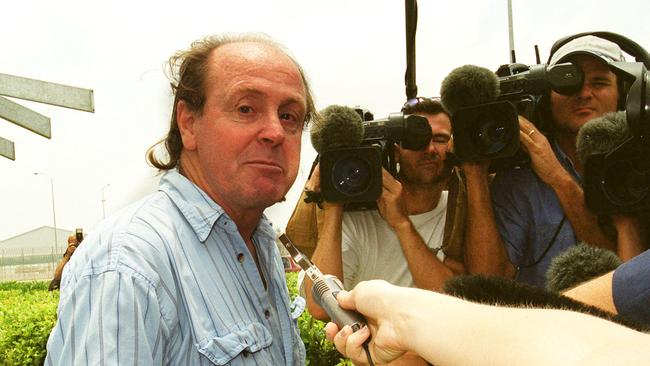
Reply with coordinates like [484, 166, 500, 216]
[305, 163, 321, 192]
[611, 214, 646, 260]
[518, 116, 567, 185]
[325, 280, 408, 365]
[461, 159, 491, 179]
[376, 169, 410, 229]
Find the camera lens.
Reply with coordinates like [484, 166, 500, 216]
[331, 157, 371, 196]
[602, 158, 649, 206]
[471, 117, 512, 155]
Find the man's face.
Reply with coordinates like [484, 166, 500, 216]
[550, 55, 619, 135]
[181, 42, 306, 213]
[396, 112, 453, 185]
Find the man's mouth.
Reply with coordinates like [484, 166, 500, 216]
[573, 106, 596, 115]
[247, 160, 284, 173]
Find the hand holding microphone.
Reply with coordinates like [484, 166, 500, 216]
[325, 281, 411, 366]
[279, 234, 377, 365]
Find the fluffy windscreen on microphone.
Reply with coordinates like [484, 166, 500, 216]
[310, 105, 364, 154]
[443, 274, 647, 332]
[440, 64, 500, 115]
[576, 111, 631, 165]
[546, 243, 622, 293]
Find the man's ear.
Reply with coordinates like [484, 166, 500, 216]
[177, 100, 197, 150]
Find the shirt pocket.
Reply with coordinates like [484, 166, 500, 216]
[196, 322, 273, 365]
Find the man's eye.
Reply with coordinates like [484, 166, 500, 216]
[238, 106, 253, 113]
[280, 112, 296, 121]
[280, 113, 303, 132]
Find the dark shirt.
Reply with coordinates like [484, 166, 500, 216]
[491, 140, 580, 288]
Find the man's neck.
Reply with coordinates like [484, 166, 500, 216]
[401, 179, 447, 216]
[179, 153, 263, 240]
[555, 132, 583, 174]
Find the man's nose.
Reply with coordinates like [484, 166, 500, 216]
[575, 82, 594, 100]
[426, 140, 447, 158]
[259, 114, 286, 145]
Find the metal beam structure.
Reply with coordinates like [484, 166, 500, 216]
[0, 73, 94, 112]
[0, 96, 51, 138]
[0, 72, 95, 160]
[0, 136, 15, 160]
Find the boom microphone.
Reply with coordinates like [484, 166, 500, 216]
[576, 111, 631, 165]
[443, 274, 647, 332]
[577, 111, 650, 214]
[546, 243, 622, 293]
[440, 64, 500, 115]
[310, 105, 364, 154]
[439, 64, 520, 163]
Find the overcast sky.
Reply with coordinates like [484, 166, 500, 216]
[1, 0, 648, 242]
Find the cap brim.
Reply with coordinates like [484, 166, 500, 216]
[556, 50, 614, 66]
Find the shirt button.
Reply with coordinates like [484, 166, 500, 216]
[264, 309, 271, 319]
[237, 253, 245, 263]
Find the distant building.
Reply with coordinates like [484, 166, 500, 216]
[0, 226, 72, 255]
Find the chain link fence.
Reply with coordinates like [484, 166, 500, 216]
[0, 247, 60, 282]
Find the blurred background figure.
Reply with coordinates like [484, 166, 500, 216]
[48, 228, 83, 291]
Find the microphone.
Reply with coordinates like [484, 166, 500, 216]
[577, 111, 646, 214]
[440, 64, 500, 115]
[279, 234, 367, 331]
[439, 64, 520, 164]
[310, 105, 365, 154]
[576, 111, 631, 165]
[546, 243, 622, 293]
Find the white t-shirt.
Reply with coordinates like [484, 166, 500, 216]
[342, 191, 448, 289]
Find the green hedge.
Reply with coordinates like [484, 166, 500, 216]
[0, 281, 58, 366]
[286, 272, 352, 366]
[0, 276, 349, 365]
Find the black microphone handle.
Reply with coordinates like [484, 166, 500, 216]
[313, 276, 367, 332]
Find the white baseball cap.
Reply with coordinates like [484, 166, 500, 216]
[549, 35, 626, 66]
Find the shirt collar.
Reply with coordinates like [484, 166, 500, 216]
[550, 138, 582, 182]
[158, 169, 276, 242]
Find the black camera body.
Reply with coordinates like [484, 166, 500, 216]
[451, 62, 583, 167]
[584, 137, 649, 214]
[320, 112, 432, 210]
[583, 61, 650, 214]
[75, 228, 84, 244]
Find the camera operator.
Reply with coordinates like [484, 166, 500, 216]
[464, 35, 625, 287]
[301, 98, 465, 298]
[48, 229, 84, 291]
[290, 97, 467, 365]
[556, 111, 650, 326]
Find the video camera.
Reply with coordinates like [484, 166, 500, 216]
[450, 62, 583, 167]
[583, 61, 650, 214]
[320, 110, 432, 211]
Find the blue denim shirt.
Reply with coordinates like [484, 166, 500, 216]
[613, 249, 650, 326]
[46, 170, 305, 365]
[491, 140, 580, 288]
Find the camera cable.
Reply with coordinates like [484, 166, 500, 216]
[515, 215, 566, 275]
[363, 341, 375, 366]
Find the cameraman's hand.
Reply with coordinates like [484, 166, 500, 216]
[461, 160, 491, 180]
[305, 163, 343, 209]
[377, 168, 410, 229]
[611, 214, 646, 260]
[518, 116, 567, 185]
[304, 164, 321, 192]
